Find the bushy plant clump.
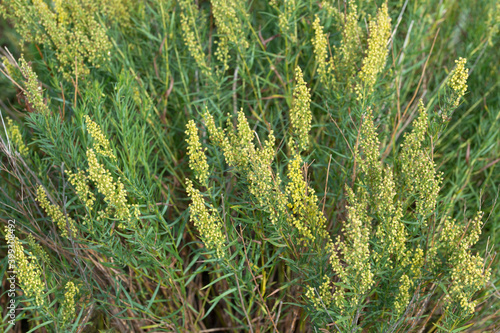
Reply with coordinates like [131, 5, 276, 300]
[0, 0, 499, 332]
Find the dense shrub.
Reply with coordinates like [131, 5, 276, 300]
[1, 0, 499, 331]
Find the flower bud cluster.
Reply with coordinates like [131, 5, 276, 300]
[84, 115, 116, 160]
[6, 118, 28, 157]
[1, 0, 113, 79]
[305, 275, 334, 309]
[186, 179, 225, 258]
[358, 109, 407, 265]
[211, 0, 248, 72]
[356, 3, 391, 99]
[400, 101, 442, 217]
[290, 67, 312, 152]
[185, 120, 209, 186]
[179, 0, 212, 81]
[335, 1, 362, 86]
[5, 233, 46, 308]
[447, 57, 468, 108]
[273, 0, 297, 43]
[66, 169, 96, 211]
[87, 149, 131, 222]
[19, 57, 50, 116]
[36, 185, 78, 238]
[61, 281, 79, 325]
[393, 274, 411, 315]
[337, 187, 374, 301]
[312, 15, 333, 85]
[439, 212, 490, 314]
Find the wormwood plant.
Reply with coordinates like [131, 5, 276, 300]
[1, 0, 499, 332]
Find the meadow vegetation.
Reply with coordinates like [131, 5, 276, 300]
[0, 0, 499, 331]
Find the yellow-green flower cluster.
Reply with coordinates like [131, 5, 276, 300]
[203, 109, 287, 225]
[439, 212, 490, 314]
[374, 170, 407, 266]
[230, 110, 256, 170]
[66, 169, 96, 210]
[186, 120, 210, 186]
[36, 185, 78, 238]
[337, 187, 374, 301]
[61, 281, 79, 325]
[211, 0, 248, 71]
[335, 0, 361, 86]
[356, 3, 391, 99]
[61, 116, 139, 228]
[400, 101, 442, 217]
[285, 153, 316, 242]
[179, 0, 212, 81]
[1, 0, 112, 79]
[393, 246, 424, 314]
[19, 57, 50, 116]
[358, 108, 382, 188]
[285, 152, 332, 248]
[305, 275, 334, 309]
[186, 179, 225, 258]
[447, 57, 468, 108]
[393, 274, 411, 315]
[211, 0, 248, 50]
[247, 131, 288, 226]
[290, 67, 312, 152]
[6, 118, 28, 157]
[87, 149, 131, 222]
[5, 234, 46, 307]
[273, 0, 297, 43]
[358, 109, 407, 265]
[312, 15, 333, 85]
[84, 115, 116, 160]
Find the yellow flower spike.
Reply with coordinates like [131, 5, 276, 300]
[84, 115, 116, 160]
[19, 57, 50, 116]
[394, 274, 411, 315]
[356, 2, 392, 99]
[274, 0, 297, 43]
[447, 57, 469, 108]
[338, 186, 374, 300]
[36, 185, 78, 238]
[210, 0, 248, 50]
[179, 0, 213, 81]
[5, 234, 46, 308]
[437, 211, 490, 315]
[312, 15, 333, 85]
[87, 149, 131, 223]
[2, 0, 113, 79]
[285, 153, 315, 242]
[358, 107, 382, 187]
[6, 118, 28, 157]
[61, 281, 79, 324]
[336, 0, 361, 87]
[66, 169, 96, 211]
[185, 120, 210, 187]
[186, 179, 225, 259]
[400, 100, 442, 218]
[211, 0, 248, 72]
[290, 66, 312, 152]
[306, 275, 334, 309]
